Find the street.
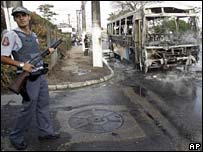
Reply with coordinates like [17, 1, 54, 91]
[1, 1, 202, 151]
[1, 54, 202, 150]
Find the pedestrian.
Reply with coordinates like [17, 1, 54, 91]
[1, 6, 60, 150]
[84, 34, 89, 56]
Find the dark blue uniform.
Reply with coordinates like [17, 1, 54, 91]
[1, 28, 55, 146]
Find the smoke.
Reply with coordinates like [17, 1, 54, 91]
[151, 72, 197, 98]
[180, 31, 199, 44]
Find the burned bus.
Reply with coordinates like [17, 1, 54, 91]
[107, 2, 200, 73]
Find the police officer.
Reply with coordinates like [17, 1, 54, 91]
[1, 6, 60, 150]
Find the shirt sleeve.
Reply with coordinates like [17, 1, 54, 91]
[1, 31, 22, 56]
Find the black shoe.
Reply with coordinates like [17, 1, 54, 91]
[10, 140, 27, 150]
[38, 132, 60, 141]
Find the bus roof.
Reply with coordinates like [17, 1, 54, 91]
[107, 1, 195, 24]
[144, 1, 194, 10]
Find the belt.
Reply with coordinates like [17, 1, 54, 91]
[16, 66, 44, 74]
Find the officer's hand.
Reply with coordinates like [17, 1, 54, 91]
[49, 48, 55, 54]
[23, 63, 35, 73]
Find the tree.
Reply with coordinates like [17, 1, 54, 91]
[193, 6, 202, 14]
[108, 1, 159, 21]
[1, 7, 7, 33]
[37, 4, 58, 22]
[111, 1, 149, 11]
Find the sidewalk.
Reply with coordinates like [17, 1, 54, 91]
[46, 46, 114, 90]
[1, 46, 115, 151]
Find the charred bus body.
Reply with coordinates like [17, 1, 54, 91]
[107, 2, 200, 73]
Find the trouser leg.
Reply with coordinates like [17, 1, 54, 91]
[9, 77, 40, 144]
[9, 101, 35, 144]
[36, 75, 54, 136]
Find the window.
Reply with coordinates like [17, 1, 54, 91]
[116, 20, 120, 35]
[151, 8, 162, 13]
[164, 7, 188, 13]
[127, 15, 133, 35]
[113, 22, 116, 35]
[121, 18, 126, 35]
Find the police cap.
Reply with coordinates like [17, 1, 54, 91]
[12, 6, 30, 16]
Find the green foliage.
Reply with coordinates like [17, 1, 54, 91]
[108, 10, 131, 21]
[178, 20, 191, 33]
[154, 19, 191, 34]
[1, 65, 16, 91]
[30, 12, 57, 50]
[1, 8, 7, 33]
[108, 1, 160, 21]
[37, 4, 58, 21]
[1, 11, 71, 92]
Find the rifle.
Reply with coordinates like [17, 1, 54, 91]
[8, 38, 63, 94]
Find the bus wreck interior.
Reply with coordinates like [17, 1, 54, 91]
[107, 2, 200, 73]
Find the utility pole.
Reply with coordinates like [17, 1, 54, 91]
[81, 1, 86, 52]
[81, 1, 86, 32]
[76, 10, 78, 33]
[78, 10, 81, 34]
[91, 1, 103, 67]
[76, 10, 81, 34]
[67, 14, 70, 25]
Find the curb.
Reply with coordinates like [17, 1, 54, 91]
[48, 58, 114, 91]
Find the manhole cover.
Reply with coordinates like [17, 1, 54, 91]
[69, 109, 124, 133]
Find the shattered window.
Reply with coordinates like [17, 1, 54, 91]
[126, 15, 133, 35]
[116, 20, 120, 35]
[151, 8, 162, 13]
[146, 16, 198, 46]
[113, 22, 116, 35]
[121, 18, 126, 35]
[164, 7, 189, 13]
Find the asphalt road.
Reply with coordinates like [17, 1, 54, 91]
[1, 57, 202, 151]
[1, 43, 202, 151]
